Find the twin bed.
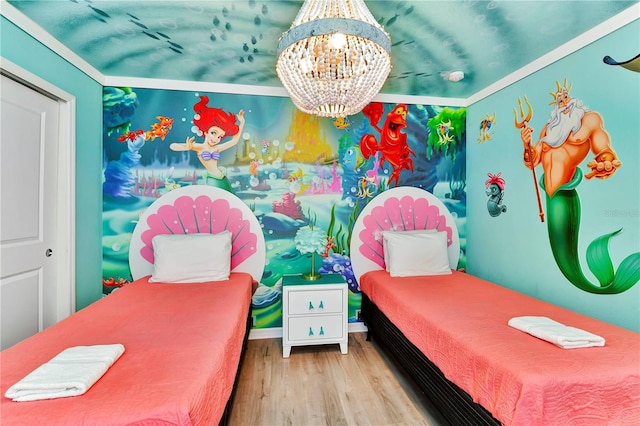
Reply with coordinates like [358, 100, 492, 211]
[350, 187, 640, 426]
[1, 186, 266, 425]
[3, 184, 638, 425]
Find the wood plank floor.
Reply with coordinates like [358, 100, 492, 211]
[229, 332, 450, 426]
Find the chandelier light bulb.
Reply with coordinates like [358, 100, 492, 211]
[276, 0, 392, 118]
[328, 32, 347, 49]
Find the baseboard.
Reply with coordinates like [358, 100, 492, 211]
[249, 322, 368, 340]
[348, 322, 368, 333]
[249, 327, 282, 340]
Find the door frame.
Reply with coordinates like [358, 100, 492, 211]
[1, 57, 76, 320]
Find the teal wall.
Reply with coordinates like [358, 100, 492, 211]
[1, 17, 104, 310]
[466, 21, 640, 332]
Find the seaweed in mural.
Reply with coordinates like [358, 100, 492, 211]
[317, 200, 363, 293]
[426, 107, 466, 161]
[425, 107, 467, 201]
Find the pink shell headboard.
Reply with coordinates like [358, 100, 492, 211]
[349, 186, 460, 283]
[129, 185, 266, 282]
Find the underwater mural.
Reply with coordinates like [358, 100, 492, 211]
[102, 87, 467, 328]
[514, 80, 639, 294]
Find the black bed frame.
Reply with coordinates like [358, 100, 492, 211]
[361, 294, 501, 426]
[218, 307, 253, 426]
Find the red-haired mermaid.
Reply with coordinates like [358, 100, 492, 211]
[170, 96, 245, 192]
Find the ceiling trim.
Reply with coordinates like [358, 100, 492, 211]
[1, 0, 105, 85]
[104, 76, 292, 98]
[376, 92, 467, 107]
[103, 75, 469, 108]
[3, 1, 637, 108]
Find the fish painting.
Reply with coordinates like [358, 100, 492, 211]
[333, 116, 351, 130]
[478, 113, 496, 143]
[145, 116, 174, 141]
[342, 146, 365, 171]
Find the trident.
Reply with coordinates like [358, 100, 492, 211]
[514, 96, 545, 222]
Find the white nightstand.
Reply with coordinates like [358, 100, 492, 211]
[282, 274, 349, 358]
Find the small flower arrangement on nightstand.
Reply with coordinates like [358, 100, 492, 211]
[294, 225, 327, 280]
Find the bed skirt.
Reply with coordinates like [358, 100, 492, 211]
[218, 307, 252, 426]
[361, 293, 500, 426]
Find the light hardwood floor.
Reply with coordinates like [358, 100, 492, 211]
[229, 332, 450, 426]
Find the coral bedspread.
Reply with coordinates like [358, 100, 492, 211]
[1, 273, 253, 425]
[360, 270, 640, 426]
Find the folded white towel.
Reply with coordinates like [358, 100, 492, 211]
[508, 316, 605, 349]
[52, 344, 125, 364]
[5, 344, 125, 402]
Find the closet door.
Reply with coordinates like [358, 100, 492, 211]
[0, 74, 59, 349]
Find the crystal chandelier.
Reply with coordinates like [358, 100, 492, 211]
[276, 0, 392, 118]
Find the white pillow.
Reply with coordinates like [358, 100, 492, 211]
[148, 232, 232, 283]
[383, 230, 452, 277]
[382, 229, 438, 272]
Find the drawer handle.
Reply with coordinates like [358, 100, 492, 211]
[319, 301, 324, 309]
[308, 327, 324, 336]
[308, 301, 314, 310]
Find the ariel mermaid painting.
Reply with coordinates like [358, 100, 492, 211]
[170, 96, 245, 192]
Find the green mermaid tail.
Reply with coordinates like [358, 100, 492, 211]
[204, 171, 233, 193]
[543, 169, 639, 294]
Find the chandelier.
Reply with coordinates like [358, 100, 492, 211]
[276, 0, 392, 118]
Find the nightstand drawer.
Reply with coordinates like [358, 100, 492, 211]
[288, 289, 344, 315]
[287, 315, 344, 341]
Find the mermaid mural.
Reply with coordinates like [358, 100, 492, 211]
[101, 87, 468, 327]
[515, 80, 639, 294]
[170, 96, 245, 192]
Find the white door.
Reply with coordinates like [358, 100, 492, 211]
[0, 74, 60, 350]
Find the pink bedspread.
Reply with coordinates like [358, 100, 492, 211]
[1, 273, 253, 425]
[360, 270, 640, 426]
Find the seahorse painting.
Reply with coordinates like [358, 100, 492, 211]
[485, 173, 507, 217]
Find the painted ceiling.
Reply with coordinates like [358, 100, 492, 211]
[5, 0, 638, 99]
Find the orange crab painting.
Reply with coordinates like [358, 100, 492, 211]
[359, 102, 415, 187]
